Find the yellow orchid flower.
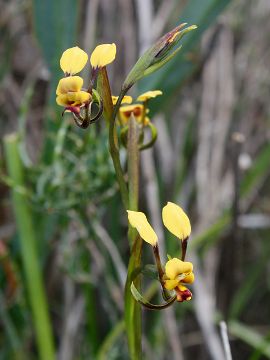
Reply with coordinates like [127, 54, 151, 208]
[60, 46, 88, 75]
[90, 43, 116, 68]
[127, 211, 157, 246]
[163, 258, 194, 302]
[112, 95, 133, 105]
[137, 90, 162, 102]
[119, 104, 149, 125]
[162, 202, 191, 241]
[56, 76, 91, 113]
[127, 204, 194, 303]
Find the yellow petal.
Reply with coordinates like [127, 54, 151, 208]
[56, 91, 90, 107]
[162, 202, 191, 240]
[137, 90, 163, 102]
[143, 116, 150, 126]
[90, 43, 116, 68]
[56, 76, 83, 95]
[182, 272, 195, 284]
[112, 95, 133, 105]
[165, 258, 193, 280]
[127, 210, 157, 246]
[56, 94, 69, 106]
[60, 47, 88, 75]
[66, 91, 91, 105]
[164, 279, 179, 290]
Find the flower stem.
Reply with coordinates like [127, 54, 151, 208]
[127, 114, 139, 243]
[125, 114, 142, 359]
[125, 235, 142, 360]
[108, 91, 129, 208]
[181, 238, 188, 261]
[4, 133, 55, 360]
[153, 245, 171, 301]
[108, 89, 142, 358]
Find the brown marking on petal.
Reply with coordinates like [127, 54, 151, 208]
[175, 287, 192, 302]
[123, 106, 142, 118]
[165, 23, 186, 42]
[63, 106, 81, 115]
[155, 23, 187, 59]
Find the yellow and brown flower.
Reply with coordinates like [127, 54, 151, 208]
[56, 76, 91, 114]
[163, 258, 194, 302]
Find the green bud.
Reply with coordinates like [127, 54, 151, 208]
[123, 23, 197, 91]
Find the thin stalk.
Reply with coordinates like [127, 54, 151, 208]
[152, 245, 171, 301]
[153, 245, 164, 283]
[107, 82, 143, 357]
[125, 236, 142, 360]
[108, 91, 129, 208]
[125, 114, 142, 359]
[127, 114, 140, 243]
[4, 133, 55, 360]
[181, 238, 188, 261]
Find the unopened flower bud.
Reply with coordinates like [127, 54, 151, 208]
[123, 23, 197, 90]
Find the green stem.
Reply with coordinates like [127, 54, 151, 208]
[125, 114, 142, 359]
[105, 73, 142, 357]
[4, 133, 55, 360]
[109, 91, 129, 208]
[108, 85, 142, 357]
[127, 114, 139, 244]
[125, 236, 143, 360]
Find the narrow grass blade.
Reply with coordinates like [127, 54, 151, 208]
[4, 133, 55, 360]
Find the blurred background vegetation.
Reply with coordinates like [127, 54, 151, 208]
[1, 0, 270, 359]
